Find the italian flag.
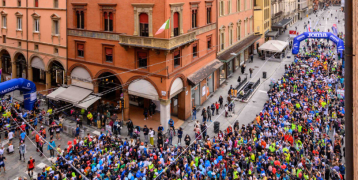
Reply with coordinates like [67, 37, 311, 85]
[155, 19, 170, 35]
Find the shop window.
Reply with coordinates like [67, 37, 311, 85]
[206, 7, 211, 24]
[77, 43, 84, 57]
[17, 0, 21, 7]
[34, 0, 38, 7]
[173, 12, 179, 37]
[139, 13, 149, 37]
[174, 50, 181, 67]
[76, 11, 85, 29]
[104, 12, 113, 32]
[192, 44, 197, 58]
[207, 37, 212, 50]
[138, 52, 148, 68]
[191, 10, 197, 28]
[105, 48, 113, 63]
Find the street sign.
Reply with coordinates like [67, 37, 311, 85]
[289, 30, 297, 38]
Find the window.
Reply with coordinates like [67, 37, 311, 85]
[191, 10, 197, 28]
[34, 19, 39, 32]
[137, 52, 148, 68]
[206, 7, 211, 24]
[18, 42, 21, 47]
[54, 48, 58, 54]
[2, 35, 5, 43]
[53, 20, 59, 34]
[34, 44, 39, 51]
[17, 0, 21, 7]
[34, 0, 38, 7]
[237, 0, 241, 11]
[54, 0, 58, 8]
[105, 48, 113, 63]
[220, 32, 225, 50]
[228, 0, 231, 14]
[2, 16, 6, 28]
[17, 17, 22, 30]
[77, 44, 84, 57]
[174, 50, 181, 66]
[173, 12, 179, 37]
[139, 13, 148, 37]
[104, 12, 113, 32]
[237, 25, 241, 40]
[207, 36, 212, 50]
[220, 1, 224, 16]
[2, 0, 5, 6]
[229, 28, 233, 45]
[76, 11, 84, 29]
[192, 44, 197, 58]
[244, 0, 247, 10]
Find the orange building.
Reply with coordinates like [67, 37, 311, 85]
[0, 0, 66, 92]
[216, 0, 260, 77]
[66, 0, 218, 130]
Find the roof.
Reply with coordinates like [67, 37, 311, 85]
[187, 59, 223, 85]
[217, 35, 261, 61]
[271, 18, 292, 28]
[266, 31, 279, 37]
[258, 40, 289, 53]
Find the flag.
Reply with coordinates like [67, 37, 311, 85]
[332, 24, 338, 36]
[155, 19, 170, 35]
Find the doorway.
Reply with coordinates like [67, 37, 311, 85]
[207, 73, 214, 94]
[171, 95, 178, 116]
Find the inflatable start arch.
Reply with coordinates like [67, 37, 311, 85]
[292, 32, 345, 57]
[0, 78, 37, 110]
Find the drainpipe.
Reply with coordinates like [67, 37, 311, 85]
[26, 0, 28, 78]
[344, 0, 353, 179]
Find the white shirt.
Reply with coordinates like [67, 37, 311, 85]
[8, 132, 14, 139]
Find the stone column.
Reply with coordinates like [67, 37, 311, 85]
[27, 66, 33, 81]
[123, 90, 130, 120]
[46, 71, 51, 90]
[12, 61, 16, 78]
[93, 82, 99, 93]
[160, 99, 171, 132]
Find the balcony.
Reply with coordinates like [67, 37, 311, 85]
[119, 32, 197, 51]
[272, 11, 283, 19]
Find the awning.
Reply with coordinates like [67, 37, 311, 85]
[271, 18, 292, 28]
[74, 95, 101, 110]
[217, 34, 261, 62]
[170, 78, 184, 98]
[128, 79, 159, 100]
[56, 85, 92, 104]
[187, 59, 223, 85]
[46, 87, 67, 100]
[258, 40, 289, 52]
[31, 57, 45, 70]
[266, 31, 279, 37]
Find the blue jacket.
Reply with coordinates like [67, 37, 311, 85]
[48, 141, 56, 150]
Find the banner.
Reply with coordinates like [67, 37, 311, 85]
[332, 24, 338, 36]
[289, 30, 297, 38]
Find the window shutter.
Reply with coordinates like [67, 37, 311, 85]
[207, 37, 211, 41]
[109, 13, 113, 20]
[138, 52, 147, 59]
[139, 13, 148, 24]
[174, 12, 179, 28]
[105, 48, 113, 56]
[35, 0, 38, 7]
[192, 43, 197, 47]
[174, 51, 180, 56]
[77, 44, 84, 50]
[104, 12, 108, 19]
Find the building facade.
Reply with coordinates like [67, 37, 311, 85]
[0, 0, 66, 92]
[254, 0, 272, 45]
[270, 0, 291, 38]
[67, 0, 218, 130]
[284, 0, 298, 25]
[216, 0, 259, 81]
[298, 0, 308, 20]
[308, 0, 314, 14]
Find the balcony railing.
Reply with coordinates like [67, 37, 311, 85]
[118, 32, 197, 51]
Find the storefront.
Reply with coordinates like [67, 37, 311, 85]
[191, 84, 200, 107]
[227, 60, 233, 77]
[219, 65, 226, 84]
[31, 57, 46, 84]
[206, 73, 214, 95]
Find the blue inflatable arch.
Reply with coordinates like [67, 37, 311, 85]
[0, 78, 37, 110]
[292, 32, 345, 57]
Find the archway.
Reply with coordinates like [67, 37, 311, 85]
[14, 53, 26, 79]
[292, 32, 345, 57]
[97, 72, 122, 102]
[0, 49, 11, 81]
[48, 60, 65, 88]
[30, 56, 46, 84]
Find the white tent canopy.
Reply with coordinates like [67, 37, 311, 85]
[170, 78, 184, 98]
[258, 40, 289, 53]
[128, 79, 159, 100]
